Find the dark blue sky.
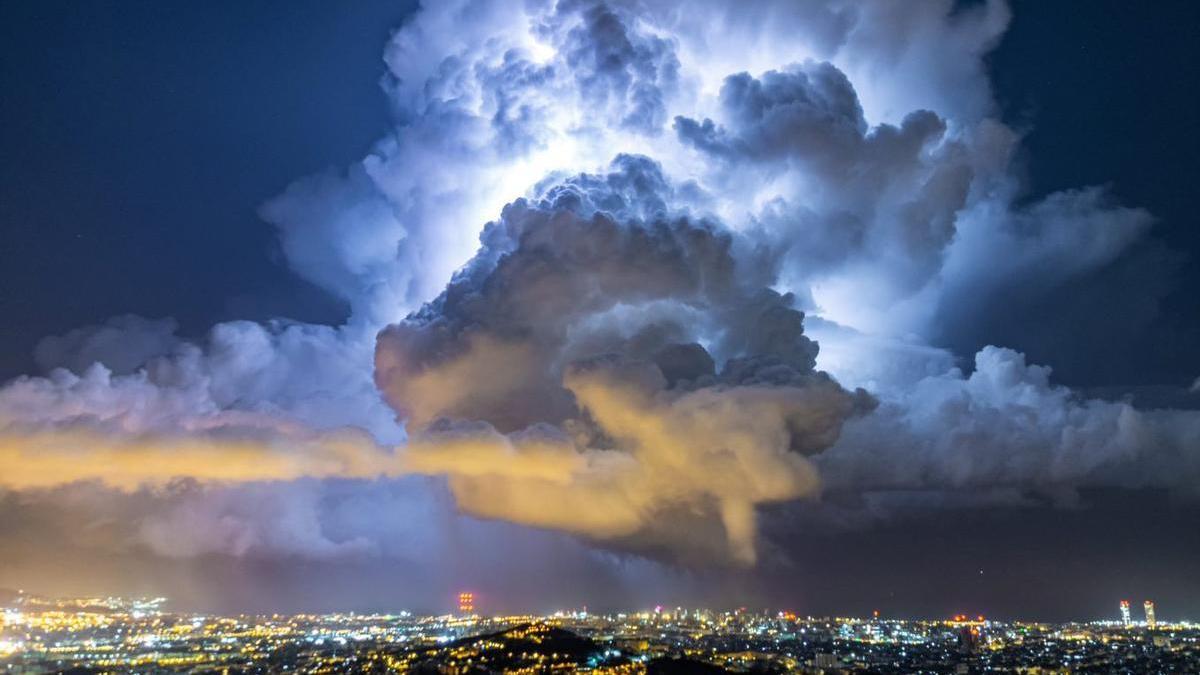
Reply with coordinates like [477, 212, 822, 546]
[1, 0, 1197, 386]
[979, 0, 1200, 390]
[0, 0, 414, 377]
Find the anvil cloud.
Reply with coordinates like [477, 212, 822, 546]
[1, 0, 1198, 596]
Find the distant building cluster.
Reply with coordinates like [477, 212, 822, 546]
[0, 590, 1197, 673]
[1118, 599, 1158, 630]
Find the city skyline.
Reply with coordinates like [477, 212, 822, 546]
[0, 585, 1192, 628]
[1, 589, 1194, 627]
[1, 0, 1199, 626]
[2, 590, 1197, 673]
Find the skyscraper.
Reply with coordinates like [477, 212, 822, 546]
[458, 591, 475, 615]
[1120, 600, 1131, 627]
[1144, 600, 1156, 629]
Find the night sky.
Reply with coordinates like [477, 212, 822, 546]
[0, 1, 1197, 621]
[0, 0, 411, 376]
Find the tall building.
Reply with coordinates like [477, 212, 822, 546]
[1144, 600, 1156, 629]
[1119, 600, 1131, 627]
[458, 591, 475, 615]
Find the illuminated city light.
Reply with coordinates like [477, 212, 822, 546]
[2, 594, 1194, 672]
[458, 592, 475, 616]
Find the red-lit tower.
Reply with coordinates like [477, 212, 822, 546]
[457, 591, 475, 615]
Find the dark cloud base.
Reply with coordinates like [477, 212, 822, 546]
[2, 488, 1192, 621]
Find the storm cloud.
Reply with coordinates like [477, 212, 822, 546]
[376, 156, 872, 563]
[0, 0, 1197, 609]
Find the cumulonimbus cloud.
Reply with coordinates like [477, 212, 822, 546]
[376, 157, 873, 563]
[0, 0, 1196, 576]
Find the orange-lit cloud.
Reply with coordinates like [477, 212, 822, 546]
[0, 428, 401, 491]
[402, 363, 861, 565]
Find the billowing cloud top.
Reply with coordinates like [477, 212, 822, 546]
[0, 0, 1196, 590]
